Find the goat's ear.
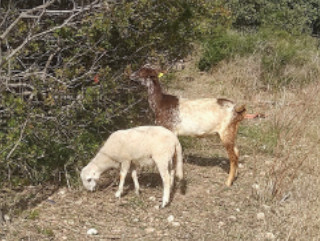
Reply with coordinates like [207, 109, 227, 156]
[148, 69, 158, 78]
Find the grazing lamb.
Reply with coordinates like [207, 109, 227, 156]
[81, 126, 183, 208]
[130, 66, 246, 186]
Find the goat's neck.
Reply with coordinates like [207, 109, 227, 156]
[92, 152, 119, 174]
[147, 77, 163, 112]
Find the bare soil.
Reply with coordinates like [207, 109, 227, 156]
[1, 56, 320, 241]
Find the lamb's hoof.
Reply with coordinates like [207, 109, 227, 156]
[115, 190, 122, 198]
[161, 201, 169, 208]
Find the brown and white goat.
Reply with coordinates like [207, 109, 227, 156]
[130, 67, 246, 186]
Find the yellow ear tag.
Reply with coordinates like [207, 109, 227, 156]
[158, 72, 164, 78]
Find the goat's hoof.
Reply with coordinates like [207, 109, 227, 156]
[225, 180, 233, 187]
[161, 201, 169, 208]
[115, 191, 122, 198]
[135, 190, 140, 196]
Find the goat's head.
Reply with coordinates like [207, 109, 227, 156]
[81, 164, 100, 191]
[130, 65, 161, 87]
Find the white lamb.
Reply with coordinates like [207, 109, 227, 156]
[81, 126, 184, 208]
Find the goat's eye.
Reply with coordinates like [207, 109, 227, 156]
[87, 178, 92, 182]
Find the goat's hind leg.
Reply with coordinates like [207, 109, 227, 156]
[220, 126, 239, 187]
[155, 158, 171, 208]
[131, 168, 140, 195]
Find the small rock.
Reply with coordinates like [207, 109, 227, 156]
[239, 163, 244, 168]
[260, 171, 266, 176]
[172, 221, 180, 227]
[235, 208, 240, 212]
[149, 196, 156, 201]
[87, 228, 98, 235]
[167, 215, 174, 223]
[206, 189, 210, 194]
[75, 200, 82, 205]
[3, 214, 10, 222]
[133, 218, 139, 222]
[257, 212, 265, 220]
[58, 189, 66, 196]
[145, 227, 155, 233]
[62, 236, 68, 240]
[218, 221, 225, 228]
[265, 160, 273, 166]
[228, 215, 237, 221]
[68, 220, 75, 225]
[154, 205, 160, 210]
[263, 204, 271, 210]
[252, 184, 260, 190]
[265, 232, 275, 240]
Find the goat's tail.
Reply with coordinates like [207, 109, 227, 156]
[234, 104, 246, 122]
[174, 141, 184, 181]
[174, 140, 186, 194]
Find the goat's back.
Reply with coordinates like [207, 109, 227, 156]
[175, 98, 235, 136]
[102, 126, 178, 161]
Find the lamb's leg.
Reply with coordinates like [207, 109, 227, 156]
[131, 169, 140, 195]
[115, 161, 130, 198]
[156, 159, 171, 208]
[220, 124, 239, 187]
[170, 169, 175, 189]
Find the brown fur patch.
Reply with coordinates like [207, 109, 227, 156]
[233, 104, 246, 122]
[235, 104, 246, 114]
[155, 94, 179, 130]
[217, 98, 234, 107]
[138, 67, 158, 79]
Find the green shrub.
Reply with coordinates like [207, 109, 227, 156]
[0, 0, 219, 186]
[198, 27, 320, 87]
[198, 28, 257, 71]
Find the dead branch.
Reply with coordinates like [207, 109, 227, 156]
[0, 0, 56, 41]
[6, 119, 28, 161]
[0, 0, 100, 68]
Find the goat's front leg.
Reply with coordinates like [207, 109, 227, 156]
[115, 161, 131, 198]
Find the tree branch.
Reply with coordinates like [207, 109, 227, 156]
[0, 0, 100, 68]
[0, 0, 56, 41]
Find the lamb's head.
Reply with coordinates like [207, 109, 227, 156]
[130, 66, 160, 87]
[80, 164, 100, 191]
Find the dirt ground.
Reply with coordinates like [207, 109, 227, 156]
[1, 56, 320, 240]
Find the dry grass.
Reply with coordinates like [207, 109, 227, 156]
[1, 55, 320, 240]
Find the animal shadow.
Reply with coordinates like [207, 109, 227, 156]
[185, 155, 230, 173]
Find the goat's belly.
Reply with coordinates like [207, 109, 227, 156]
[132, 157, 154, 167]
[175, 120, 218, 136]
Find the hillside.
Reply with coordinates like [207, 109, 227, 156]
[2, 56, 320, 240]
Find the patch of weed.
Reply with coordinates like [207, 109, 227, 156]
[27, 210, 40, 220]
[240, 122, 279, 155]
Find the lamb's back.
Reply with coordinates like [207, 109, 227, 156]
[103, 126, 176, 161]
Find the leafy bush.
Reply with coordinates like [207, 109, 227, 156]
[0, 0, 206, 186]
[198, 27, 257, 71]
[227, 0, 320, 35]
[198, 27, 320, 87]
